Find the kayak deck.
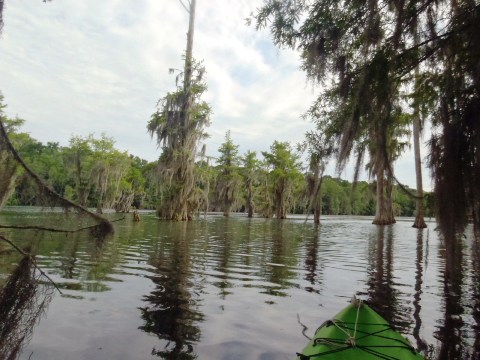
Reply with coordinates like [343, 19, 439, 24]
[296, 300, 425, 360]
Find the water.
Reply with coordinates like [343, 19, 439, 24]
[0, 209, 478, 359]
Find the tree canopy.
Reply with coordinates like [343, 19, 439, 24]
[252, 0, 480, 239]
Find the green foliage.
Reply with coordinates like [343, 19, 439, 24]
[240, 150, 260, 217]
[215, 131, 242, 216]
[262, 141, 303, 219]
[3, 128, 144, 212]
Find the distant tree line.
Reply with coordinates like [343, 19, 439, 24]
[1, 96, 433, 219]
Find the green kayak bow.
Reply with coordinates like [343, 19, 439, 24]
[296, 299, 425, 360]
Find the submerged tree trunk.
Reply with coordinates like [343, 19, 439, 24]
[313, 188, 322, 225]
[222, 202, 231, 217]
[312, 172, 324, 225]
[274, 180, 287, 219]
[115, 190, 134, 213]
[307, 171, 323, 225]
[245, 178, 254, 218]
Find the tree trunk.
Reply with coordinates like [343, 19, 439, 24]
[182, 0, 196, 129]
[385, 174, 396, 224]
[313, 197, 321, 225]
[203, 178, 210, 219]
[373, 167, 396, 225]
[96, 196, 103, 214]
[412, 24, 427, 229]
[246, 179, 254, 218]
[412, 113, 427, 228]
[412, 39, 427, 228]
[313, 178, 323, 225]
[158, 0, 197, 221]
[275, 181, 287, 219]
[373, 174, 385, 224]
[246, 186, 254, 217]
[223, 203, 231, 217]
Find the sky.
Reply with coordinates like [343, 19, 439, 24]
[0, 0, 432, 190]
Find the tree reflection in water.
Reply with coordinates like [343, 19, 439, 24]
[303, 224, 323, 294]
[363, 226, 410, 332]
[139, 222, 203, 359]
[472, 230, 480, 359]
[0, 255, 53, 359]
[213, 218, 233, 299]
[269, 220, 288, 286]
[412, 229, 428, 353]
[435, 234, 467, 360]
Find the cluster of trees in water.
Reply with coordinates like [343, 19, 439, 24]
[141, 0, 479, 236]
[0, 104, 433, 219]
[0, 0, 478, 240]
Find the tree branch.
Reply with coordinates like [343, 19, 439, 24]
[179, 0, 190, 13]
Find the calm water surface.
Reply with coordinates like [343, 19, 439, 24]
[0, 208, 478, 360]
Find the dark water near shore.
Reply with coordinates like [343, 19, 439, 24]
[0, 208, 479, 360]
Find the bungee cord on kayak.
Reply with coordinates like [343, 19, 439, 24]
[297, 323, 418, 360]
[295, 299, 425, 360]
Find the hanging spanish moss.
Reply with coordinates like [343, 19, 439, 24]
[148, 60, 210, 221]
[253, 0, 480, 243]
[427, 3, 480, 244]
[429, 97, 480, 245]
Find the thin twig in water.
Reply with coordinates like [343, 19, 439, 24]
[30, 257, 63, 294]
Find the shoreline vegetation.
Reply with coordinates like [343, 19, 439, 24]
[0, 112, 433, 220]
